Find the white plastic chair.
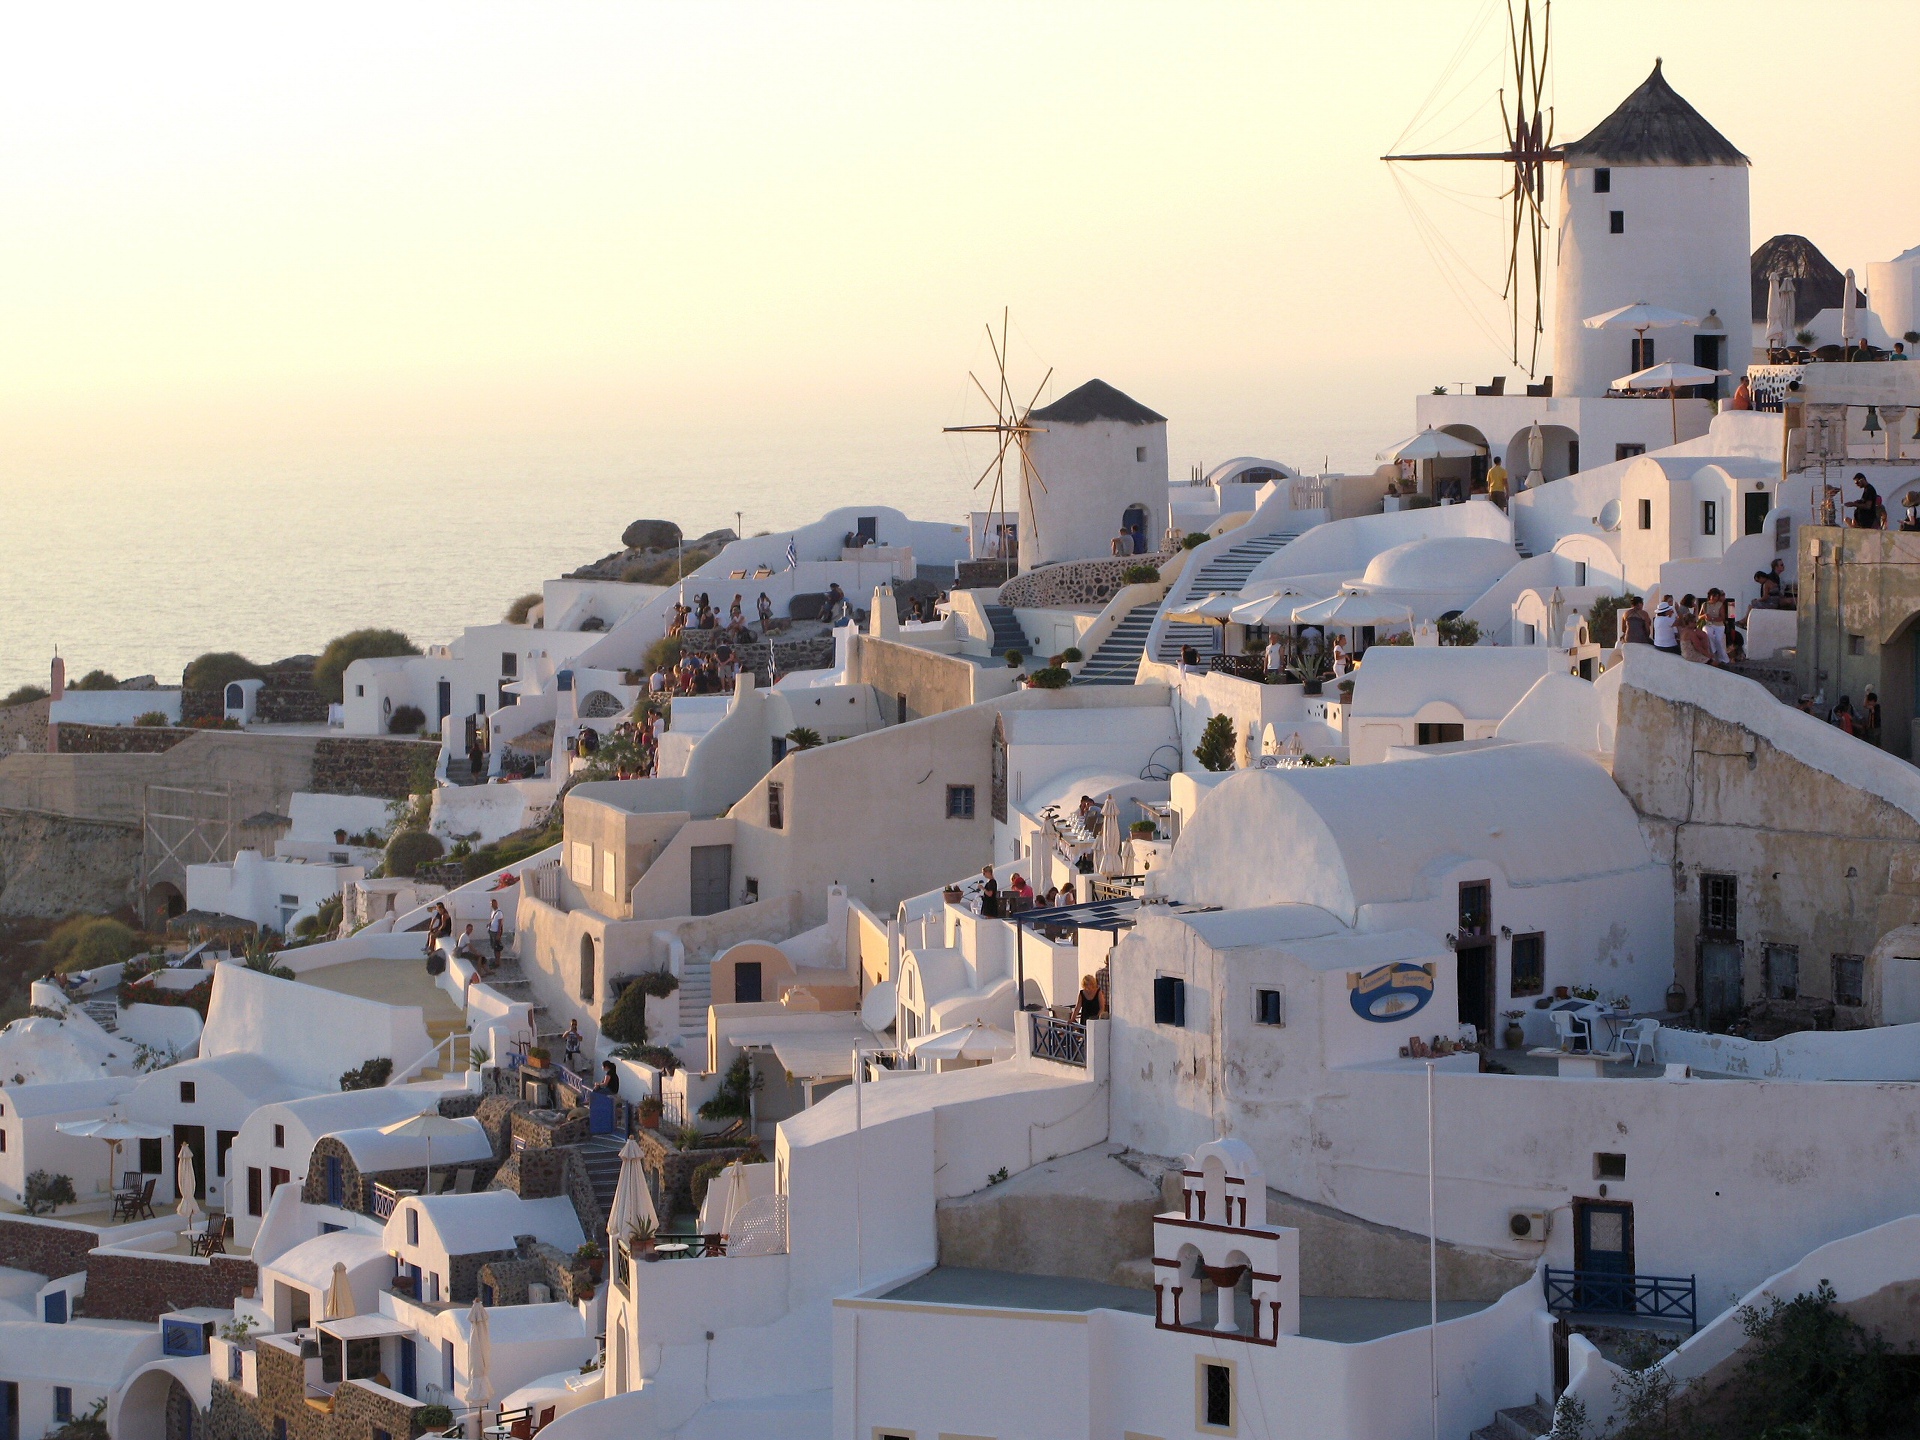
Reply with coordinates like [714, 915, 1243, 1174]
[1550, 1009, 1590, 1052]
[1618, 1018, 1660, 1066]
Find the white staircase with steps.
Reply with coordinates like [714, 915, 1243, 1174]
[1470, 1396, 1554, 1440]
[678, 953, 712, 1037]
[1074, 604, 1159, 685]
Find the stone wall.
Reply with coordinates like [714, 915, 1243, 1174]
[845, 634, 981, 721]
[83, 1250, 258, 1320]
[633, 1127, 754, 1219]
[213, 1342, 433, 1440]
[0, 1215, 98, 1279]
[996, 554, 1171, 611]
[476, 1236, 592, 1305]
[0, 808, 142, 917]
[0, 697, 50, 754]
[309, 739, 441, 800]
[678, 627, 838, 684]
[53, 722, 194, 755]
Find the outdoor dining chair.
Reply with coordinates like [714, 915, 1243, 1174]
[115, 1177, 157, 1223]
[1549, 1009, 1591, 1053]
[1618, 1018, 1660, 1066]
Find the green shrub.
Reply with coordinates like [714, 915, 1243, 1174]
[690, 1157, 729, 1211]
[1121, 563, 1160, 585]
[1436, 616, 1481, 647]
[414, 1405, 455, 1433]
[1193, 713, 1237, 772]
[24, 1170, 76, 1215]
[71, 669, 118, 691]
[2, 684, 49, 706]
[385, 829, 445, 878]
[1181, 531, 1207, 550]
[699, 1053, 762, 1121]
[389, 704, 426, 735]
[182, 652, 266, 693]
[313, 629, 420, 703]
[785, 726, 824, 750]
[643, 634, 682, 673]
[1061, 646, 1083, 663]
[505, 593, 542, 625]
[1004, 649, 1023, 667]
[339, 1057, 393, 1091]
[292, 895, 342, 942]
[1588, 594, 1633, 648]
[601, 980, 653, 1046]
[611, 1042, 681, 1074]
[461, 817, 562, 882]
[47, 916, 138, 974]
[1026, 667, 1071, 689]
[133, 711, 170, 727]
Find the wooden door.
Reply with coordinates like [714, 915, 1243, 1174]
[1574, 1200, 1635, 1312]
[690, 844, 732, 916]
[1456, 943, 1495, 1042]
[1698, 939, 1744, 1031]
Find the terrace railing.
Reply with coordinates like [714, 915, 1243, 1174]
[1030, 1012, 1088, 1068]
[1543, 1267, 1697, 1332]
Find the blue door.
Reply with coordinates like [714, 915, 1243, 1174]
[326, 1155, 343, 1206]
[43, 1291, 66, 1324]
[397, 1338, 417, 1399]
[1575, 1201, 1635, 1312]
[588, 1091, 614, 1133]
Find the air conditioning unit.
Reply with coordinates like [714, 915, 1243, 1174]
[1508, 1209, 1550, 1242]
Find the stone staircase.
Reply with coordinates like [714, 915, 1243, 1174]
[1469, 1396, 1555, 1440]
[679, 953, 712, 1035]
[83, 1001, 119, 1034]
[579, 1133, 627, 1227]
[1074, 604, 1159, 686]
[981, 603, 1029, 658]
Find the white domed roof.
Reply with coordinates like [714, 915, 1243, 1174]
[1359, 536, 1517, 595]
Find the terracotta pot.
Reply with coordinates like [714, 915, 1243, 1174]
[1553, 986, 1570, 1000]
[1504, 1024, 1526, 1051]
[640, 1112, 660, 1130]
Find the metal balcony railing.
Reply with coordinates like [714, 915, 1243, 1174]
[1030, 1013, 1088, 1067]
[1544, 1267, 1697, 1331]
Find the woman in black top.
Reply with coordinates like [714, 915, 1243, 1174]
[977, 866, 999, 918]
[599, 1061, 619, 1095]
[1074, 974, 1103, 1022]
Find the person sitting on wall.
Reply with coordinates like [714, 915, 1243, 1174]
[1851, 474, 1883, 530]
[454, 924, 482, 962]
[1901, 494, 1920, 532]
[1730, 375, 1753, 410]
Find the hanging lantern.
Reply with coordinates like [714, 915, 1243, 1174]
[1864, 405, 1883, 435]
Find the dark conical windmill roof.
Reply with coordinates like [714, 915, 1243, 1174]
[1562, 60, 1748, 167]
[1750, 235, 1851, 323]
[1029, 379, 1165, 426]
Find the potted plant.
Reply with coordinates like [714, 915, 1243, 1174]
[942, 884, 963, 905]
[1129, 820, 1156, 840]
[576, 1240, 603, 1280]
[1502, 1010, 1527, 1051]
[525, 1045, 551, 1072]
[1553, 985, 1570, 1000]
[637, 1095, 664, 1131]
[629, 1218, 658, 1258]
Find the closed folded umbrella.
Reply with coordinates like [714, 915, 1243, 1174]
[907, 1021, 1015, 1064]
[1096, 794, 1123, 877]
[465, 1297, 494, 1409]
[606, 1134, 658, 1250]
[1842, 269, 1858, 350]
[1764, 274, 1788, 349]
[176, 1142, 202, 1224]
[325, 1260, 355, 1320]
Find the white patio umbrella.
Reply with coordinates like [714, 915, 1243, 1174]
[1095, 794, 1123, 877]
[325, 1260, 355, 1320]
[1526, 420, 1546, 489]
[1228, 589, 1304, 627]
[605, 1134, 658, 1250]
[1378, 427, 1484, 500]
[176, 1142, 202, 1224]
[379, 1111, 475, 1199]
[1841, 269, 1858, 350]
[465, 1297, 494, 1410]
[1167, 592, 1238, 624]
[1612, 362, 1731, 445]
[55, 1116, 168, 1200]
[1291, 589, 1416, 631]
[907, 1021, 1016, 1064]
[1582, 302, 1699, 333]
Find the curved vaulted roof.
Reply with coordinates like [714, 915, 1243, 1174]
[1562, 61, 1747, 168]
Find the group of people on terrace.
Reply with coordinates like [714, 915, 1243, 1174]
[973, 864, 1082, 919]
[1816, 473, 1920, 532]
[1617, 589, 1747, 667]
[667, 591, 778, 640]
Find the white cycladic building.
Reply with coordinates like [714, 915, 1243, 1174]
[1551, 60, 1751, 400]
[1020, 379, 1170, 569]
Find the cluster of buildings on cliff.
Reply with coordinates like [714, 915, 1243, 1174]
[10, 52, 1920, 1440]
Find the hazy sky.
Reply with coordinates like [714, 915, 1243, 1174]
[1, 1, 1914, 485]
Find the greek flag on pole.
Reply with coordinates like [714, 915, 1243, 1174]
[785, 537, 798, 571]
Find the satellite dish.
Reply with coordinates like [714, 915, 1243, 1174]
[1597, 500, 1622, 532]
[860, 981, 897, 1032]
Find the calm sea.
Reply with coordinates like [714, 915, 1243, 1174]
[0, 412, 1392, 696]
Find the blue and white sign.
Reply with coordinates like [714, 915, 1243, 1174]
[1349, 963, 1435, 1022]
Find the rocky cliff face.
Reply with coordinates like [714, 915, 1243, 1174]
[0, 809, 141, 917]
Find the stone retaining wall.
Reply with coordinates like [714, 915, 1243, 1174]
[634, 1127, 755, 1218]
[309, 738, 441, 799]
[83, 1249, 258, 1320]
[996, 554, 1172, 611]
[0, 808, 143, 917]
[53, 722, 194, 754]
[0, 697, 50, 754]
[679, 627, 838, 684]
[0, 1215, 97, 1279]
